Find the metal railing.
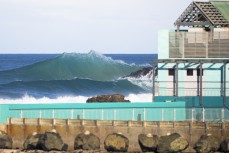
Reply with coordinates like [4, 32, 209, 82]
[8, 107, 229, 122]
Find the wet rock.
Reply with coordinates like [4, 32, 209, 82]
[194, 135, 220, 153]
[157, 133, 189, 153]
[220, 138, 229, 152]
[41, 131, 68, 151]
[127, 67, 153, 78]
[0, 130, 13, 149]
[138, 133, 159, 152]
[23, 132, 44, 150]
[104, 133, 129, 152]
[74, 131, 100, 150]
[86, 94, 130, 102]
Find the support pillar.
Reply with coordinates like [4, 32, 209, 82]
[175, 63, 179, 97]
[223, 63, 227, 106]
[152, 65, 157, 102]
[199, 63, 203, 107]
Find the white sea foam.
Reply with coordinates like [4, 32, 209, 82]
[0, 93, 152, 104]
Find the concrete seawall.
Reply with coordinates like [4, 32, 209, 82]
[1, 118, 229, 152]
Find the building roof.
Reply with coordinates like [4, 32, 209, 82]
[175, 1, 229, 27]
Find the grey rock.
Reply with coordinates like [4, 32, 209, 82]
[23, 133, 44, 150]
[86, 94, 130, 103]
[104, 133, 129, 152]
[194, 135, 220, 153]
[74, 132, 100, 150]
[41, 131, 67, 151]
[157, 133, 189, 153]
[0, 130, 12, 149]
[138, 133, 159, 152]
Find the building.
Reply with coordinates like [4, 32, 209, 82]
[153, 1, 229, 107]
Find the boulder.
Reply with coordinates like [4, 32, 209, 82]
[0, 131, 12, 149]
[86, 94, 130, 102]
[220, 138, 229, 152]
[23, 132, 43, 150]
[127, 67, 153, 78]
[41, 131, 68, 151]
[194, 135, 220, 153]
[138, 133, 159, 152]
[104, 133, 129, 152]
[74, 131, 100, 150]
[157, 133, 189, 153]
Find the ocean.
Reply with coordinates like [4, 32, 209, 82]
[0, 51, 157, 103]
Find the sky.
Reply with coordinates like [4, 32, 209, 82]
[0, 0, 195, 54]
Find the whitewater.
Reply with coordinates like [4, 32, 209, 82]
[0, 51, 157, 103]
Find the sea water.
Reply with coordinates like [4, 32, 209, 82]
[0, 51, 157, 103]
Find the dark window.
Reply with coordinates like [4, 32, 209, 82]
[168, 68, 174, 76]
[197, 69, 204, 76]
[187, 69, 193, 76]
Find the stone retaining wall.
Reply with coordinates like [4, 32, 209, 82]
[0, 118, 229, 152]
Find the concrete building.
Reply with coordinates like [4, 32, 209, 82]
[154, 1, 229, 107]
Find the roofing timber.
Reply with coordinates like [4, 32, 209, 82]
[175, 1, 229, 27]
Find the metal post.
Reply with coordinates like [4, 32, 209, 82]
[20, 110, 23, 118]
[132, 109, 135, 121]
[173, 67, 176, 96]
[101, 109, 104, 120]
[176, 63, 179, 97]
[71, 109, 74, 119]
[144, 108, 146, 121]
[174, 109, 176, 122]
[39, 110, 42, 118]
[82, 109, 85, 119]
[202, 107, 205, 122]
[199, 63, 203, 106]
[152, 66, 156, 102]
[52, 109, 54, 119]
[162, 109, 164, 121]
[114, 109, 116, 120]
[192, 108, 194, 122]
[222, 108, 225, 122]
[223, 63, 227, 106]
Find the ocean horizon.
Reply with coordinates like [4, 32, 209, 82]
[0, 51, 157, 104]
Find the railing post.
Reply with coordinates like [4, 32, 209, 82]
[82, 109, 85, 119]
[222, 108, 225, 122]
[202, 107, 205, 122]
[144, 108, 146, 121]
[114, 109, 116, 120]
[39, 110, 42, 118]
[52, 109, 54, 119]
[162, 109, 164, 121]
[132, 109, 135, 121]
[101, 109, 104, 120]
[174, 108, 176, 121]
[71, 109, 74, 119]
[192, 108, 195, 122]
[20, 110, 23, 118]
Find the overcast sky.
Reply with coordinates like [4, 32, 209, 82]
[0, 0, 194, 54]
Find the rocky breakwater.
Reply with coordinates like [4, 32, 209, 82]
[86, 94, 130, 102]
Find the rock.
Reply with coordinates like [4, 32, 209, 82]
[157, 133, 189, 153]
[104, 133, 129, 152]
[127, 67, 153, 78]
[74, 131, 100, 150]
[41, 131, 68, 151]
[0, 131, 12, 149]
[86, 94, 130, 102]
[220, 138, 229, 152]
[194, 135, 220, 153]
[23, 133, 44, 150]
[138, 133, 159, 152]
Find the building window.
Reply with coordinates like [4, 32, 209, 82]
[197, 69, 204, 76]
[187, 69, 193, 76]
[168, 68, 174, 76]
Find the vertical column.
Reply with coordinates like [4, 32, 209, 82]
[173, 66, 176, 96]
[199, 63, 203, 107]
[152, 65, 156, 102]
[175, 63, 179, 97]
[223, 63, 227, 106]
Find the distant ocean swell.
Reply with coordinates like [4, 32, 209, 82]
[0, 51, 154, 103]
